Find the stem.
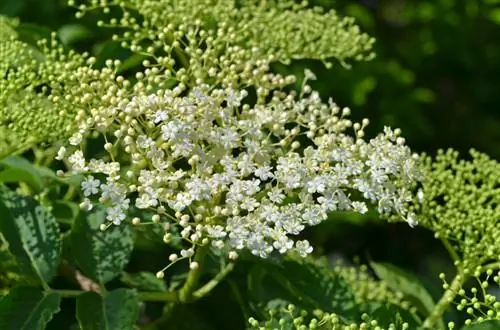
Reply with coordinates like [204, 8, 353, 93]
[52, 288, 179, 302]
[192, 262, 234, 299]
[178, 244, 209, 303]
[483, 261, 500, 272]
[422, 272, 466, 329]
[440, 238, 460, 263]
[52, 289, 82, 298]
[137, 291, 178, 302]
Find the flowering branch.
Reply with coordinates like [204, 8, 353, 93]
[178, 244, 209, 303]
[422, 272, 467, 328]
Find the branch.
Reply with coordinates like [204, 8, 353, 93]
[422, 272, 467, 329]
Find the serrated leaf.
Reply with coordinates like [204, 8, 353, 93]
[69, 206, 133, 284]
[370, 262, 436, 317]
[0, 185, 61, 284]
[76, 289, 139, 330]
[120, 272, 167, 292]
[461, 320, 500, 330]
[0, 286, 61, 330]
[249, 256, 358, 320]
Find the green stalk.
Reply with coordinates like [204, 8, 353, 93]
[422, 272, 466, 329]
[192, 262, 234, 299]
[178, 244, 209, 303]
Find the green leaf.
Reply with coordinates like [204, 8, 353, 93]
[57, 24, 92, 45]
[249, 256, 358, 320]
[69, 206, 133, 284]
[0, 156, 59, 192]
[369, 262, 436, 317]
[76, 289, 139, 330]
[0, 157, 43, 192]
[15, 23, 53, 45]
[461, 320, 500, 330]
[488, 9, 500, 25]
[0, 185, 61, 284]
[0, 286, 61, 330]
[51, 200, 79, 226]
[361, 302, 421, 328]
[120, 272, 167, 292]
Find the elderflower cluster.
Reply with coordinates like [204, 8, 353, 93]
[58, 77, 421, 259]
[0, 0, 420, 259]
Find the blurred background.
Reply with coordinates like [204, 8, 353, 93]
[2, 0, 500, 326]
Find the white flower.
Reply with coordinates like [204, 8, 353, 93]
[304, 68, 317, 81]
[267, 188, 285, 204]
[295, 240, 313, 257]
[351, 201, 368, 214]
[255, 165, 273, 181]
[406, 212, 418, 228]
[58, 81, 421, 261]
[55, 146, 66, 161]
[69, 131, 83, 146]
[68, 150, 86, 172]
[153, 110, 169, 123]
[206, 225, 227, 239]
[81, 175, 100, 197]
[417, 189, 424, 203]
[106, 206, 126, 225]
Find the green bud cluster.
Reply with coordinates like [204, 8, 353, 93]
[333, 263, 416, 314]
[70, 0, 375, 68]
[248, 256, 417, 330]
[410, 149, 500, 270]
[0, 24, 91, 156]
[248, 301, 411, 330]
[1, 0, 375, 158]
[442, 268, 500, 326]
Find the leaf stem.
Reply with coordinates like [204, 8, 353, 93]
[52, 289, 84, 298]
[53, 288, 180, 301]
[52, 245, 231, 304]
[422, 272, 466, 329]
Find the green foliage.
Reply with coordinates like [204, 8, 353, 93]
[369, 261, 436, 319]
[461, 320, 500, 330]
[0, 156, 58, 192]
[76, 289, 139, 330]
[0, 287, 61, 330]
[120, 272, 168, 292]
[0, 185, 61, 286]
[68, 207, 133, 284]
[248, 256, 358, 320]
[0, 0, 499, 329]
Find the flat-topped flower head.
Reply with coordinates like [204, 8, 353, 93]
[59, 82, 422, 258]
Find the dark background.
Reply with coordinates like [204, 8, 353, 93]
[2, 0, 500, 327]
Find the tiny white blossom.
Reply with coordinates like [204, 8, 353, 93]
[295, 240, 313, 257]
[81, 176, 100, 197]
[55, 146, 66, 161]
[351, 201, 368, 214]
